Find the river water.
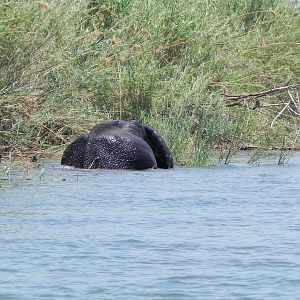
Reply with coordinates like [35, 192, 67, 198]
[1, 153, 300, 299]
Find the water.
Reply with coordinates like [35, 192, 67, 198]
[1, 154, 300, 299]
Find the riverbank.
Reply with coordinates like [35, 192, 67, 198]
[1, 0, 300, 166]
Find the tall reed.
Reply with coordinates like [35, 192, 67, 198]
[0, 0, 299, 166]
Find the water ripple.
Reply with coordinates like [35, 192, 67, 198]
[1, 159, 300, 299]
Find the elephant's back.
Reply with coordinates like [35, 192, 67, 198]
[83, 134, 157, 170]
[90, 120, 145, 138]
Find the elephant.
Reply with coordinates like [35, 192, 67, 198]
[61, 120, 174, 170]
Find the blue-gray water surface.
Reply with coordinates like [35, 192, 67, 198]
[1, 154, 300, 299]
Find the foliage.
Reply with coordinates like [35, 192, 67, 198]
[0, 0, 299, 166]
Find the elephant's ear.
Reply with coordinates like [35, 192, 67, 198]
[144, 125, 174, 169]
[61, 134, 88, 168]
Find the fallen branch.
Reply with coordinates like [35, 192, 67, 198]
[224, 83, 300, 102]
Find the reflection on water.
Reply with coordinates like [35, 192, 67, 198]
[1, 153, 300, 299]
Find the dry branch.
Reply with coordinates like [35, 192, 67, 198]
[224, 84, 300, 102]
[271, 101, 291, 128]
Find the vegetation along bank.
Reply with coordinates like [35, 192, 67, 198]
[1, 0, 300, 167]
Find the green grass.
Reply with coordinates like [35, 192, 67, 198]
[0, 0, 300, 167]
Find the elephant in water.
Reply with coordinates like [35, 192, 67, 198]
[61, 120, 174, 170]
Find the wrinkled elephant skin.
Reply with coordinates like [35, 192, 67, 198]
[61, 120, 173, 170]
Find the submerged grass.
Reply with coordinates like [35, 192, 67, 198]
[0, 0, 300, 168]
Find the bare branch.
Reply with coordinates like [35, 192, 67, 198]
[224, 84, 300, 101]
[271, 101, 291, 128]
